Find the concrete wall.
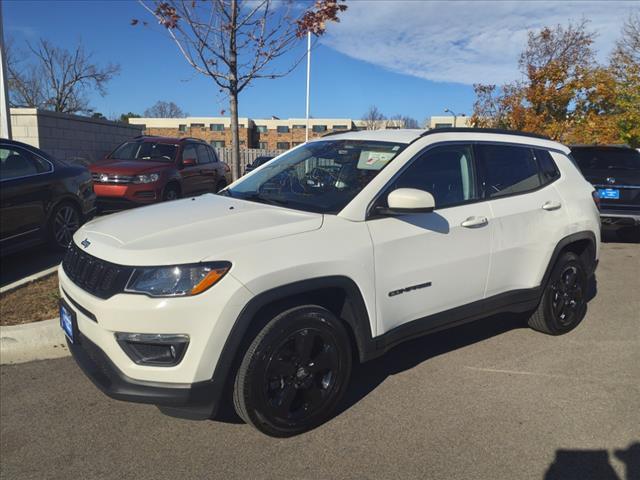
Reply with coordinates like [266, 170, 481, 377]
[10, 108, 143, 165]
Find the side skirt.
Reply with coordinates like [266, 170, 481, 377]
[365, 288, 541, 361]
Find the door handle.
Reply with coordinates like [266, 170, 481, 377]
[542, 201, 562, 211]
[461, 216, 488, 228]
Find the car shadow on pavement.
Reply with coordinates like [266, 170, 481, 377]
[0, 245, 64, 288]
[544, 443, 640, 480]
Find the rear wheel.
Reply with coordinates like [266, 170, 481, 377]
[233, 305, 352, 437]
[528, 251, 588, 335]
[48, 202, 81, 250]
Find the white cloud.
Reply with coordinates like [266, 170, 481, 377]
[322, 0, 637, 85]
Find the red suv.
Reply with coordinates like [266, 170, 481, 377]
[90, 136, 231, 210]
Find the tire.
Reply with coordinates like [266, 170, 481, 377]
[162, 183, 180, 201]
[233, 305, 352, 437]
[528, 251, 588, 335]
[48, 202, 81, 251]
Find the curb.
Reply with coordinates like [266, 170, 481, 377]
[0, 319, 70, 365]
[0, 265, 59, 294]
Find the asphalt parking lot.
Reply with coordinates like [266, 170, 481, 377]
[1, 241, 639, 480]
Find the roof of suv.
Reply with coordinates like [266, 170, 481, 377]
[131, 135, 207, 144]
[316, 127, 568, 152]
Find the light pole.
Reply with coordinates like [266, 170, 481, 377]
[0, 2, 12, 139]
[444, 108, 457, 128]
[305, 32, 311, 142]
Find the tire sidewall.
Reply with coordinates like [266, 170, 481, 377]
[237, 306, 352, 437]
[542, 252, 588, 335]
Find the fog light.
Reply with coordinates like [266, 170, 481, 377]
[115, 333, 189, 366]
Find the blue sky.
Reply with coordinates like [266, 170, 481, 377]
[3, 1, 635, 123]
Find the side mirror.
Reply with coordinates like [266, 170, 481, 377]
[182, 157, 197, 167]
[378, 188, 435, 215]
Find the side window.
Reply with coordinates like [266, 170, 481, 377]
[534, 149, 560, 184]
[181, 144, 198, 163]
[0, 146, 52, 180]
[196, 144, 211, 164]
[477, 144, 541, 198]
[391, 144, 479, 209]
[207, 146, 219, 163]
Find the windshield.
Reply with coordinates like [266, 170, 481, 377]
[572, 148, 640, 171]
[110, 141, 178, 162]
[225, 140, 406, 213]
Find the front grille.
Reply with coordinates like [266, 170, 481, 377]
[62, 243, 133, 299]
[92, 172, 134, 184]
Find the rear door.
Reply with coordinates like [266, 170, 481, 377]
[196, 143, 218, 193]
[367, 143, 492, 334]
[0, 144, 54, 246]
[476, 143, 566, 296]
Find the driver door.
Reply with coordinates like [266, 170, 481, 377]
[366, 143, 492, 335]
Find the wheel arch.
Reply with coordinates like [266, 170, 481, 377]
[541, 231, 598, 288]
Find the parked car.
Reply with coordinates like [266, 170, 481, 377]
[60, 128, 600, 437]
[90, 136, 231, 211]
[570, 145, 640, 233]
[0, 139, 95, 255]
[244, 155, 274, 175]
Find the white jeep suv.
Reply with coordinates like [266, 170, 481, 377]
[59, 128, 600, 437]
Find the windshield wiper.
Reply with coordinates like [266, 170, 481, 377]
[242, 192, 289, 206]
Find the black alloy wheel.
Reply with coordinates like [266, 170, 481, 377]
[233, 305, 352, 437]
[50, 203, 80, 250]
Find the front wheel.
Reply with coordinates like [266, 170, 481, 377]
[48, 202, 81, 250]
[233, 305, 352, 437]
[528, 251, 588, 335]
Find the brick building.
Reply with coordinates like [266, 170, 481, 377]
[128, 116, 354, 149]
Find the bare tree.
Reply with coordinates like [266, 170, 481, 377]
[144, 100, 187, 117]
[386, 114, 419, 129]
[362, 105, 385, 130]
[136, 0, 347, 180]
[7, 39, 120, 115]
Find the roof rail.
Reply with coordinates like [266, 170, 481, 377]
[321, 128, 356, 138]
[419, 127, 550, 140]
[180, 137, 207, 142]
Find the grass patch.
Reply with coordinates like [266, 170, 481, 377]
[0, 273, 59, 326]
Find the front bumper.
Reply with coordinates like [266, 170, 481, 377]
[67, 331, 219, 417]
[94, 183, 162, 208]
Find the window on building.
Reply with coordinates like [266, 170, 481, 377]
[390, 144, 479, 209]
[191, 123, 205, 129]
[276, 142, 291, 150]
[476, 144, 542, 198]
[277, 125, 290, 133]
[434, 123, 453, 128]
[239, 124, 245, 129]
[312, 125, 327, 133]
[292, 124, 306, 130]
[211, 140, 225, 148]
[256, 125, 268, 133]
[333, 125, 348, 130]
[259, 142, 268, 149]
[178, 124, 187, 132]
[209, 124, 224, 131]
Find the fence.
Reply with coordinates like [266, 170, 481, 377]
[214, 147, 285, 170]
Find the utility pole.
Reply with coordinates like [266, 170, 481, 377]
[305, 32, 311, 142]
[0, 2, 12, 139]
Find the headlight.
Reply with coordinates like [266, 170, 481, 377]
[125, 262, 231, 297]
[133, 173, 160, 184]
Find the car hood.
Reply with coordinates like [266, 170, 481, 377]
[89, 159, 172, 175]
[74, 194, 323, 266]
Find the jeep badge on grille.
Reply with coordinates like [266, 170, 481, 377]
[81, 238, 91, 249]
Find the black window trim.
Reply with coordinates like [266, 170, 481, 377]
[0, 142, 55, 182]
[365, 140, 564, 220]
